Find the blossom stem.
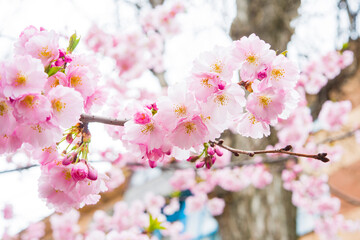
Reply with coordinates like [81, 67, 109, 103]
[212, 139, 330, 162]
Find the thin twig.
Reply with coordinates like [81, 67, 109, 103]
[80, 114, 126, 126]
[212, 139, 330, 162]
[0, 164, 39, 174]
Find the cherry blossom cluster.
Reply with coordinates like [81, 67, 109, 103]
[272, 46, 359, 238]
[46, 193, 187, 240]
[0, 26, 110, 213]
[120, 33, 300, 168]
[86, 1, 185, 81]
[36, 125, 108, 213]
[0, 26, 102, 154]
[299, 50, 353, 94]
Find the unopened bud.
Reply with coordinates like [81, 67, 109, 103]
[215, 147, 223, 157]
[71, 161, 88, 181]
[54, 58, 64, 67]
[187, 156, 200, 162]
[62, 156, 72, 166]
[207, 147, 215, 155]
[87, 164, 98, 181]
[196, 161, 205, 168]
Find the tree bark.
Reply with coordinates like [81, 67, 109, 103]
[216, 0, 300, 239]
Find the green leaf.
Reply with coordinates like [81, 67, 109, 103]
[47, 66, 62, 77]
[67, 33, 81, 53]
[146, 213, 166, 233]
[341, 42, 349, 52]
[280, 50, 288, 56]
[170, 191, 181, 198]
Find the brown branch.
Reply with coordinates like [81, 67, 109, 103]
[80, 114, 126, 126]
[317, 127, 360, 144]
[330, 184, 360, 206]
[212, 139, 330, 163]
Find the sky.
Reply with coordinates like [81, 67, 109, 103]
[0, 0, 352, 236]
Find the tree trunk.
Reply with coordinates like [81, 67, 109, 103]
[216, 0, 300, 239]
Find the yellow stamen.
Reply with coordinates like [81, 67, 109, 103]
[70, 75, 82, 87]
[141, 123, 155, 134]
[214, 94, 229, 106]
[0, 101, 8, 116]
[39, 46, 51, 58]
[52, 99, 66, 112]
[211, 61, 223, 74]
[200, 78, 212, 88]
[246, 55, 258, 65]
[184, 122, 196, 135]
[271, 68, 285, 80]
[15, 73, 27, 86]
[31, 124, 44, 133]
[21, 95, 36, 108]
[174, 104, 187, 118]
[258, 96, 272, 107]
[63, 169, 72, 181]
[50, 78, 60, 88]
[248, 114, 258, 125]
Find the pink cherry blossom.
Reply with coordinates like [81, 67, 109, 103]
[47, 85, 84, 128]
[13, 93, 52, 123]
[246, 87, 286, 124]
[3, 55, 48, 98]
[168, 115, 209, 149]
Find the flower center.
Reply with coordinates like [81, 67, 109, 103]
[15, 73, 27, 86]
[50, 78, 60, 88]
[21, 95, 36, 108]
[246, 55, 258, 65]
[174, 104, 187, 118]
[258, 96, 272, 107]
[31, 124, 44, 133]
[201, 78, 212, 88]
[0, 101, 8, 116]
[52, 99, 66, 112]
[39, 46, 51, 58]
[271, 68, 285, 80]
[211, 61, 223, 74]
[141, 123, 155, 134]
[248, 114, 258, 125]
[70, 75, 82, 87]
[214, 94, 229, 106]
[184, 122, 196, 135]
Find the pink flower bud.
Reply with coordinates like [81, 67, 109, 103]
[207, 147, 215, 155]
[215, 147, 223, 157]
[218, 81, 226, 90]
[134, 112, 151, 124]
[211, 156, 216, 164]
[149, 160, 157, 168]
[66, 133, 73, 144]
[257, 70, 267, 80]
[64, 55, 72, 63]
[196, 161, 205, 168]
[62, 156, 72, 166]
[187, 156, 200, 162]
[151, 103, 158, 111]
[71, 161, 88, 181]
[59, 49, 66, 58]
[54, 58, 64, 66]
[87, 165, 98, 181]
